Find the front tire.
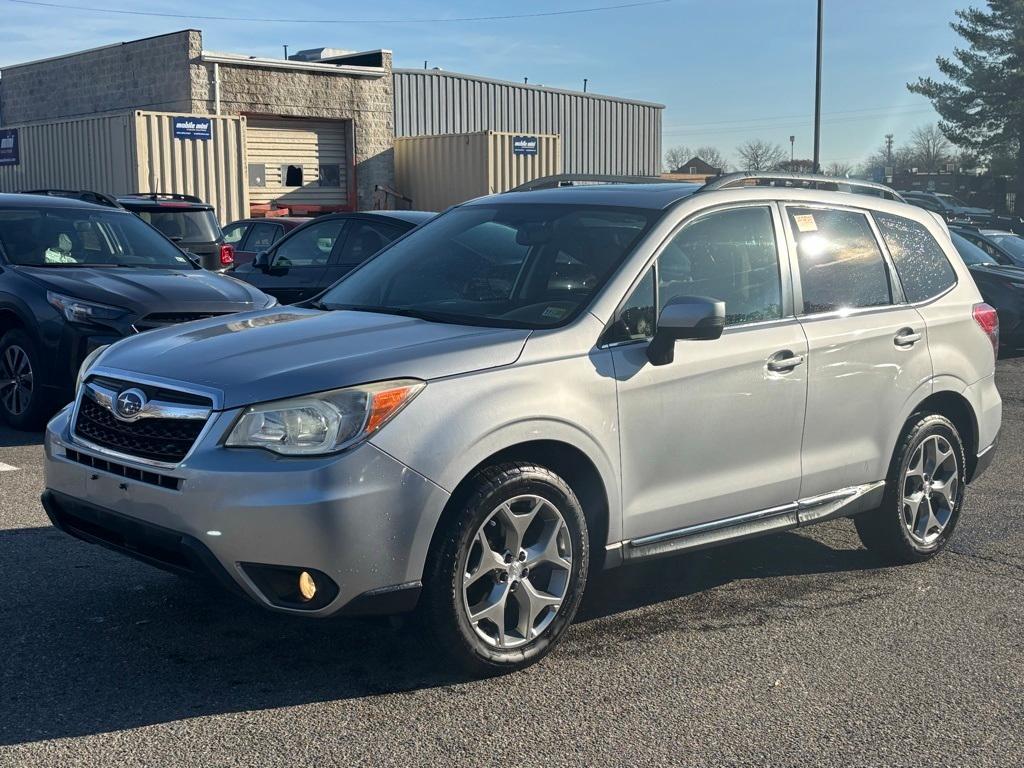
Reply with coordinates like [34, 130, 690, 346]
[0, 329, 52, 431]
[855, 414, 966, 564]
[420, 463, 589, 676]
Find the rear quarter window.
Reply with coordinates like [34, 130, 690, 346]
[873, 212, 957, 302]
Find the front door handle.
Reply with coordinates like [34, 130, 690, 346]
[894, 328, 922, 347]
[767, 351, 804, 373]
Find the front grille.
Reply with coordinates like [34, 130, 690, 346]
[73, 397, 205, 464]
[89, 376, 213, 408]
[134, 312, 228, 332]
[64, 448, 181, 490]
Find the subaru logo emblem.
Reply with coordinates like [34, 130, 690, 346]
[114, 388, 147, 420]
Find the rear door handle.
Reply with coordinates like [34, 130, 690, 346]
[767, 351, 804, 372]
[894, 328, 922, 347]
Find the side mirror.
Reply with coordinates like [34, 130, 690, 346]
[647, 295, 725, 366]
[253, 250, 271, 271]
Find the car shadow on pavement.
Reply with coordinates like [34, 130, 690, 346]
[0, 523, 884, 745]
[0, 428, 44, 448]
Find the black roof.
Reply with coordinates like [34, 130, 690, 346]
[482, 183, 701, 210]
[0, 192, 128, 211]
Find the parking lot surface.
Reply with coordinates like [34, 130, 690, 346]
[1, 360, 1022, 768]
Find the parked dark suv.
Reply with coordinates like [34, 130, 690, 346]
[0, 193, 275, 429]
[116, 193, 234, 271]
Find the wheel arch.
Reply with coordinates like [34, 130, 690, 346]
[0, 304, 29, 337]
[427, 439, 614, 572]
[905, 388, 980, 481]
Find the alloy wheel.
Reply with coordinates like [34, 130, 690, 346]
[0, 344, 33, 417]
[461, 494, 573, 649]
[903, 434, 959, 546]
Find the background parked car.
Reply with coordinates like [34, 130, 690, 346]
[0, 193, 275, 429]
[949, 228, 1024, 345]
[116, 193, 234, 271]
[221, 216, 309, 266]
[230, 210, 434, 304]
[953, 226, 1024, 268]
[900, 190, 1023, 233]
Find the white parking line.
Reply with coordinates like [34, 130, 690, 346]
[0, 462, 19, 472]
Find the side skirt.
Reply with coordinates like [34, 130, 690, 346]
[620, 481, 886, 563]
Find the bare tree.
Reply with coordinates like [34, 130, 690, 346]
[908, 124, 952, 173]
[736, 140, 787, 171]
[825, 161, 854, 177]
[694, 145, 728, 172]
[664, 145, 692, 172]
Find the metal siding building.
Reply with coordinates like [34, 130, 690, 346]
[393, 69, 663, 177]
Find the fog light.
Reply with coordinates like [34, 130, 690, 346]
[298, 570, 317, 601]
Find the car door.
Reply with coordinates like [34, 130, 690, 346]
[250, 218, 347, 304]
[610, 203, 808, 540]
[319, 218, 409, 291]
[783, 204, 933, 497]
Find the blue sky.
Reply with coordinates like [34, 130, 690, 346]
[2, 0, 967, 167]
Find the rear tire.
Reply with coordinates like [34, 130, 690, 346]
[855, 414, 965, 564]
[420, 462, 589, 676]
[0, 329, 53, 431]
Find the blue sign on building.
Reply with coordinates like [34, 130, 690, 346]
[512, 135, 539, 156]
[172, 117, 212, 141]
[0, 129, 19, 165]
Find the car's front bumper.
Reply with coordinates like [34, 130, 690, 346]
[43, 406, 450, 617]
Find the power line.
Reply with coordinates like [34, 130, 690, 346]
[6, 0, 674, 24]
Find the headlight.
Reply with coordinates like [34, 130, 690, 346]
[47, 291, 126, 324]
[76, 344, 109, 390]
[225, 379, 424, 455]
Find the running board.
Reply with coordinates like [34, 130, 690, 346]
[622, 481, 885, 562]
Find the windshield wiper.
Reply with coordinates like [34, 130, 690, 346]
[328, 305, 461, 324]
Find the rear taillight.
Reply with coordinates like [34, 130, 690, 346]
[973, 302, 999, 358]
[219, 244, 235, 266]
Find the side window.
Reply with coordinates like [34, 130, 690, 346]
[788, 207, 891, 314]
[609, 268, 656, 342]
[245, 222, 281, 252]
[336, 221, 403, 267]
[273, 220, 346, 267]
[222, 222, 249, 245]
[658, 206, 782, 326]
[874, 212, 957, 302]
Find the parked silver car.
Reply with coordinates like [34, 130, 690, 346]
[42, 182, 1001, 674]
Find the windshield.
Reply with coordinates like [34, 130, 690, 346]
[951, 232, 1001, 266]
[0, 207, 197, 269]
[318, 203, 658, 328]
[135, 208, 221, 244]
[989, 233, 1024, 259]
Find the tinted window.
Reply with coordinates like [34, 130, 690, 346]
[874, 212, 957, 302]
[274, 220, 345, 267]
[0, 208, 196, 269]
[659, 206, 782, 326]
[951, 232, 1000, 266]
[246, 222, 281, 252]
[988, 233, 1024, 259]
[336, 220, 404, 267]
[319, 204, 656, 329]
[788, 207, 891, 314]
[137, 209, 220, 243]
[222, 222, 249, 245]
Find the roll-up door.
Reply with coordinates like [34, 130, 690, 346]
[246, 117, 350, 210]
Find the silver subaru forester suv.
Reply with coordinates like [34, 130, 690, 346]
[43, 181, 1001, 674]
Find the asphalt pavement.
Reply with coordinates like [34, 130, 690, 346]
[1, 359, 1022, 767]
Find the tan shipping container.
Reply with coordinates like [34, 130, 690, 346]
[0, 111, 248, 224]
[395, 131, 561, 211]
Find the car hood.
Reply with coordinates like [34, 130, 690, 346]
[953, 206, 994, 217]
[95, 308, 532, 408]
[17, 266, 268, 312]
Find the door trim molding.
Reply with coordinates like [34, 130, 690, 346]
[622, 481, 885, 562]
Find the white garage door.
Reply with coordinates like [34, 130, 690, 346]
[246, 117, 350, 209]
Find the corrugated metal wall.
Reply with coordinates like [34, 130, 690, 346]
[245, 117, 349, 209]
[394, 69, 662, 177]
[133, 112, 248, 225]
[395, 131, 561, 211]
[0, 114, 134, 194]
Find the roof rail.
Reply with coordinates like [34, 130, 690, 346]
[19, 189, 123, 209]
[122, 191, 206, 204]
[508, 173, 678, 193]
[698, 172, 905, 202]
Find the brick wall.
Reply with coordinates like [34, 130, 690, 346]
[190, 52, 395, 210]
[0, 31, 195, 125]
